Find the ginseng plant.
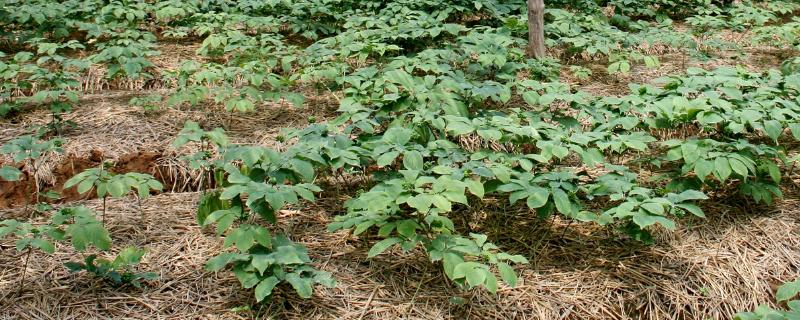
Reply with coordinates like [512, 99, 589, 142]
[64, 162, 162, 225]
[0, 135, 63, 215]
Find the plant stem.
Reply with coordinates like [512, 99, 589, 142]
[17, 247, 33, 296]
[138, 196, 145, 224]
[102, 195, 107, 227]
[31, 159, 40, 218]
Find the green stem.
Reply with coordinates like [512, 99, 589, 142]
[102, 195, 107, 227]
[17, 247, 33, 296]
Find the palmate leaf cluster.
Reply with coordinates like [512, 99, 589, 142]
[64, 165, 163, 200]
[1, 206, 157, 287]
[197, 58, 800, 297]
[0, 134, 63, 182]
[0, 206, 110, 253]
[65, 246, 158, 288]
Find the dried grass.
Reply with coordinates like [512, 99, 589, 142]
[0, 188, 798, 319]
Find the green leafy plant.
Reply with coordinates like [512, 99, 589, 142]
[0, 135, 63, 213]
[172, 120, 230, 191]
[65, 246, 157, 288]
[129, 94, 163, 113]
[735, 278, 800, 319]
[198, 145, 336, 301]
[0, 206, 111, 293]
[64, 163, 163, 224]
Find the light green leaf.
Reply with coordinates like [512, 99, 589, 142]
[255, 276, 280, 302]
[403, 150, 423, 171]
[633, 213, 676, 230]
[464, 179, 484, 198]
[526, 187, 549, 209]
[497, 262, 517, 287]
[728, 158, 749, 179]
[777, 279, 800, 302]
[552, 188, 571, 214]
[714, 157, 732, 182]
[694, 159, 713, 182]
[286, 272, 313, 298]
[397, 220, 417, 238]
[377, 151, 400, 167]
[0, 166, 21, 181]
[367, 238, 401, 258]
[763, 120, 783, 142]
[640, 202, 665, 215]
[676, 204, 705, 218]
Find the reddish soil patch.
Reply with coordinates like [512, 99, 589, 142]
[0, 150, 165, 209]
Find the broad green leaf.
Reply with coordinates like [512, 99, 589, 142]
[676, 204, 705, 218]
[224, 226, 255, 252]
[497, 262, 517, 287]
[397, 220, 417, 238]
[205, 253, 249, 271]
[640, 202, 665, 215]
[291, 159, 315, 181]
[464, 179, 484, 198]
[403, 151, 423, 171]
[384, 69, 416, 91]
[728, 158, 749, 179]
[107, 179, 128, 198]
[714, 157, 732, 182]
[633, 213, 676, 230]
[251, 254, 275, 274]
[407, 194, 433, 211]
[484, 272, 498, 294]
[285, 272, 313, 298]
[31, 238, 55, 254]
[0, 166, 21, 181]
[552, 188, 571, 214]
[255, 276, 280, 302]
[442, 252, 463, 279]
[66, 212, 111, 252]
[766, 162, 781, 184]
[694, 159, 713, 182]
[526, 187, 549, 209]
[367, 238, 401, 258]
[777, 279, 800, 302]
[763, 120, 783, 142]
[377, 151, 400, 167]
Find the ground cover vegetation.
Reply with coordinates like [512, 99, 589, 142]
[1, 0, 799, 318]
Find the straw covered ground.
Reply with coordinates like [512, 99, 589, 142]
[1, 40, 799, 319]
[1, 182, 799, 319]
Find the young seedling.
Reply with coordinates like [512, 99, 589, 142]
[0, 206, 111, 295]
[25, 40, 88, 135]
[0, 135, 63, 215]
[64, 163, 163, 225]
[172, 120, 229, 191]
[65, 246, 158, 288]
[0, 219, 61, 295]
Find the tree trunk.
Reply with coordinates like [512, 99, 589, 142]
[527, 0, 546, 59]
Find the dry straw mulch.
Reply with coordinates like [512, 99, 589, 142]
[0, 189, 798, 320]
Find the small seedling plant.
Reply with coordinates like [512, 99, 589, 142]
[172, 120, 229, 191]
[0, 206, 111, 293]
[65, 246, 158, 288]
[0, 135, 63, 214]
[64, 162, 163, 224]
